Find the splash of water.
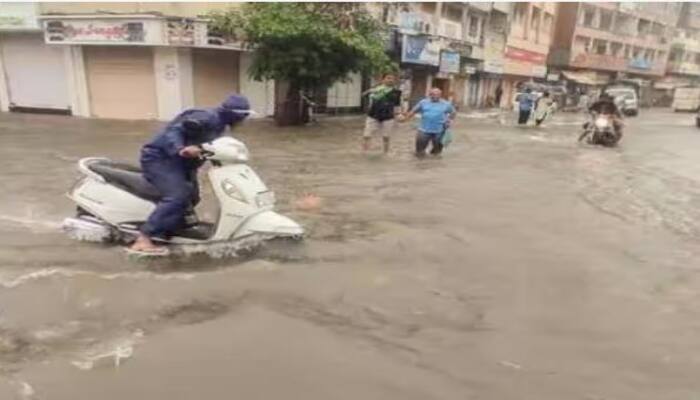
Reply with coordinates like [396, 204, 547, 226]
[0, 268, 195, 289]
[71, 330, 143, 370]
[0, 213, 61, 232]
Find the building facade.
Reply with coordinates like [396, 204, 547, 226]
[0, 2, 279, 120]
[548, 2, 682, 105]
[498, 2, 557, 107]
[380, 2, 490, 110]
[665, 3, 700, 88]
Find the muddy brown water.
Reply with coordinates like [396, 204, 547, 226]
[1, 110, 700, 399]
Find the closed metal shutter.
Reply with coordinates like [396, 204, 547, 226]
[192, 48, 239, 107]
[84, 46, 157, 119]
[0, 33, 70, 110]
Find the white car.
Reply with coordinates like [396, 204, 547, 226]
[605, 87, 638, 116]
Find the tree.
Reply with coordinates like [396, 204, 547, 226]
[208, 3, 395, 125]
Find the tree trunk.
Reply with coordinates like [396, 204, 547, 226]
[274, 83, 304, 126]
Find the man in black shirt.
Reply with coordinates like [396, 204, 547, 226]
[362, 73, 402, 153]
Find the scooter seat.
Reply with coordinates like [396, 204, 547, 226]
[88, 160, 161, 202]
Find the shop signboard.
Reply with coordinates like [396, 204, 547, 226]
[483, 59, 504, 74]
[402, 34, 440, 66]
[629, 57, 652, 70]
[504, 46, 546, 64]
[440, 51, 461, 74]
[43, 18, 162, 44]
[463, 64, 477, 74]
[532, 65, 547, 78]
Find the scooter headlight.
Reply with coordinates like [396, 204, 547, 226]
[595, 118, 609, 129]
[221, 179, 248, 204]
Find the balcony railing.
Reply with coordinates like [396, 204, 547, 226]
[438, 19, 463, 40]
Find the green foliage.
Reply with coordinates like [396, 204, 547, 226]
[208, 3, 395, 91]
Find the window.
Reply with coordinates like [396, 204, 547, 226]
[515, 3, 527, 24]
[633, 46, 643, 58]
[611, 42, 623, 57]
[593, 39, 608, 55]
[599, 10, 613, 30]
[574, 35, 591, 53]
[469, 15, 480, 37]
[624, 44, 631, 59]
[513, 3, 527, 38]
[670, 49, 682, 62]
[637, 19, 651, 36]
[543, 13, 554, 33]
[421, 2, 436, 14]
[444, 4, 462, 23]
[582, 5, 596, 27]
[657, 50, 666, 61]
[644, 49, 654, 61]
[531, 7, 541, 30]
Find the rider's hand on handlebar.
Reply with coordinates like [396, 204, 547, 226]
[179, 145, 202, 159]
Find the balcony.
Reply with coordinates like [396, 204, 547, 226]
[671, 37, 700, 53]
[569, 51, 666, 76]
[438, 19, 463, 41]
[394, 11, 433, 35]
[667, 61, 700, 76]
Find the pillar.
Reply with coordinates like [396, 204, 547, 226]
[0, 37, 10, 112]
[154, 46, 193, 120]
[64, 45, 90, 117]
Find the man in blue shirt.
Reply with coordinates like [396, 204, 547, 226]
[518, 88, 535, 125]
[401, 88, 456, 157]
[130, 95, 251, 254]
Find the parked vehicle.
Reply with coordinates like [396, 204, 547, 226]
[672, 86, 700, 112]
[605, 86, 638, 116]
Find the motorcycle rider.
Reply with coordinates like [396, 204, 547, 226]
[578, 92, 623, 142]
[130, 95, 251, 254]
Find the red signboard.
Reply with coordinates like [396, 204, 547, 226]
[504, 46, 546, 64]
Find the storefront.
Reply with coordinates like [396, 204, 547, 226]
[39, 14, 208, 120]
[0, 4, 70, 112]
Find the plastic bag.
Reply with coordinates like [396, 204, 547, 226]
[441, 128, 453, 147]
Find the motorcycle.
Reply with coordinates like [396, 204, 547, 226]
[62, 136, 304, 256]
[578, 113, 622, 147]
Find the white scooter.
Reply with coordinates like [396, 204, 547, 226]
[62, 136, 304, 256]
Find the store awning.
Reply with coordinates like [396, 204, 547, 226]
[653, 76, 696, 90]
[561, 70, 610, 86]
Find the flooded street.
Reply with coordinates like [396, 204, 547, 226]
[2, 109, 700, 399]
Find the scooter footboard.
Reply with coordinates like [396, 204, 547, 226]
[231, 211, 304, 239]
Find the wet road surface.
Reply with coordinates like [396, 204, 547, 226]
[1, 109, 700, 399]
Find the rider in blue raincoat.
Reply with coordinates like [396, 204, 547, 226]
[130, 95, 251, 254]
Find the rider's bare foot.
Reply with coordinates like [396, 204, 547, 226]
[130, 234, 166, 253]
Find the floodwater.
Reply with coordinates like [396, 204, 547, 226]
[1, 109, 700, 399]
